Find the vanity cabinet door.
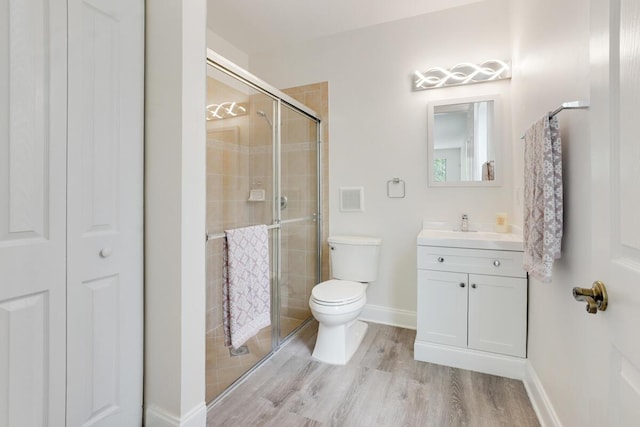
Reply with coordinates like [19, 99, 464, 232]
[417, 270, 468, 348]
[467, 274, 527, 357]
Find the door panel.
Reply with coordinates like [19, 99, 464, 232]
[0, 1, 67, 425]
[76, 1, 121, 236]
[613, 0, 640, 359]
[279, 104, 319, 339]
[592, 0, 640, 424]
[66, 0, 144, 424]
[416, 270, 468, 347]
[467, 274, 527, 357]
[0, 293, 48, 426]
[4, 0, 48, 238]
[608, 0, 640, 422]
[610, 353, 640, 427]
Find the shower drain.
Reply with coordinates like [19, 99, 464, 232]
[229, 345, 249, 357]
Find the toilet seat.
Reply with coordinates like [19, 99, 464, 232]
[311, 279, 365, 306]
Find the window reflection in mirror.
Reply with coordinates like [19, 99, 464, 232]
[428, 96, 500, 186]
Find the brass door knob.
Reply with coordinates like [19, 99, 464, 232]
[572, 281, 608, 314]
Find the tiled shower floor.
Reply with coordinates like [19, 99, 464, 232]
[206, 316, 307, 402]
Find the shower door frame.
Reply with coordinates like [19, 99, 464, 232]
[205, 49, 322, 401]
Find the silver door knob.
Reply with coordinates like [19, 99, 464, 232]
[100, 247, 112, 258]
[437, 257, 445, 263]
[493, 260, 501, 267]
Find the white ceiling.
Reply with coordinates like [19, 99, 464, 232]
[207, 0, 485, 55]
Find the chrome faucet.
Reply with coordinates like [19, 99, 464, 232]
[460, 214, 469, 232]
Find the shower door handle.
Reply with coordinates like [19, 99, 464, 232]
[280, 195, 288, 210]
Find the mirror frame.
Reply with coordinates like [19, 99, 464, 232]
[427, 94, 502, 187]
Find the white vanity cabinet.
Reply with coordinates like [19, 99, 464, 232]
[414, 242, 528, 379]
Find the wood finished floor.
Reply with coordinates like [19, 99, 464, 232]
[207, 321, 540, 427]
[206, 316, 305, 402]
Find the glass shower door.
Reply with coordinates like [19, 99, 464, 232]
[278, 103, 320, 340]
[205, 65, 277, 402]
[204, 52, 322, 404]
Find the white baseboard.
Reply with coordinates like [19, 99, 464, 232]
[145, 402, 207, 427]
[414, 340, 527, 380]
[360, 304, 416, 330]
[523, 361, 562, 427]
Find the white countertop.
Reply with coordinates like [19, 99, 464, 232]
[417, 221, 524, 251]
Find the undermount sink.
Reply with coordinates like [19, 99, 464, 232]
[417, 228, 524, 251]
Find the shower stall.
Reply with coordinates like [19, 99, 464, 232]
[204, 51, 323, 403]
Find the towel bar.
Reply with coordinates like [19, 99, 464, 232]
[206, 215, 318, 242]
[206, 223, 280, 242]
[520, 100, 589, 139]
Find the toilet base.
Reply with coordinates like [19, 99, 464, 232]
[312, 320, 368, 365]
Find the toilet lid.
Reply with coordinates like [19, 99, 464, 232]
[311, 280, 365, 305]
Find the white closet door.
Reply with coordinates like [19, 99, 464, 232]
[66, 0, 144, 425]
[0, 1, 67, 426]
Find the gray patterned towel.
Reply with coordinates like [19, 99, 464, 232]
[223, 225, 271, 348]
[523, 115, 563, 282]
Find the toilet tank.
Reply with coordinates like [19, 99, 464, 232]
[328, 235, 382, 282]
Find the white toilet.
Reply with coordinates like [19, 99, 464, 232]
[309, 235, 381, 365]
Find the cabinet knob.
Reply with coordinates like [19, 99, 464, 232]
[471, 283, 477, 289]
[100, 247, 112, 258]
[459, 282, 466, 288]
[493, 260, 501, 267]
[437, 257, 445, 263]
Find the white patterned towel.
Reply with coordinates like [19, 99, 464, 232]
[523, 115, 563, 282]
[223, 225, 271, 348]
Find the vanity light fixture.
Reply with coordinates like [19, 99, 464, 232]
[206, 101, 248, 120]
[414, 60, 511, 91]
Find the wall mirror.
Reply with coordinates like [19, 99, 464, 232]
[427, 95, 501, 187]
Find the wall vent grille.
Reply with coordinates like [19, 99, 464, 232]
[339, 187, 364, 212]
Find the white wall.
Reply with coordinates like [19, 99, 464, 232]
[248, 0, 512, 326]
[206, 29, 249, 69]
[145, 1, 207, 426]
[510, 1, 609, 426]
